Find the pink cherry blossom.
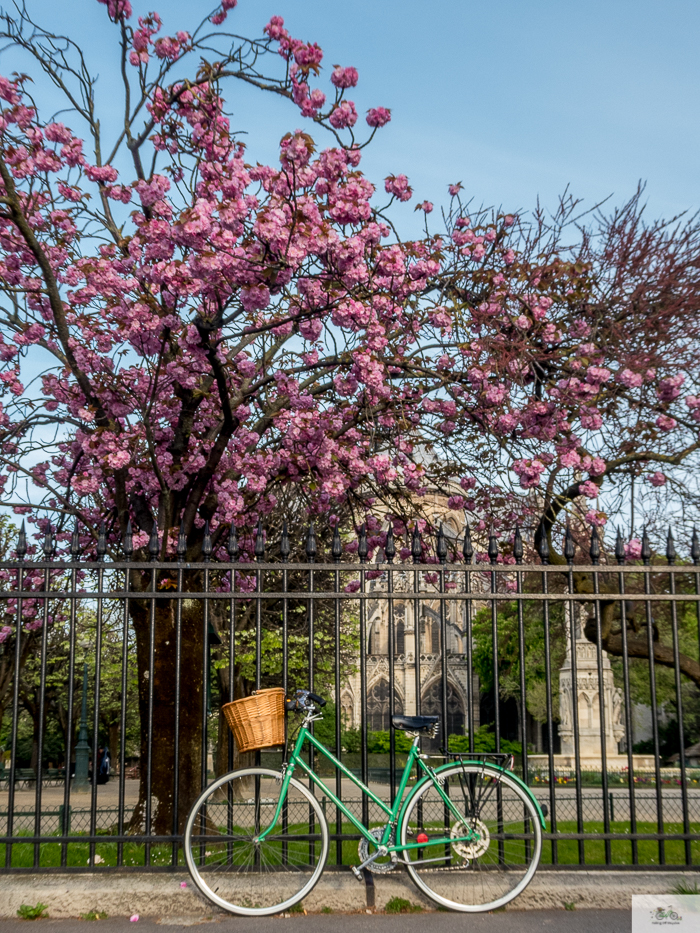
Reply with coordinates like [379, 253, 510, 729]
[329, 100, 358, 129]
[331, 66, 358, 88]
[384, 174, 412, 201]
[366, 107, 391, 127]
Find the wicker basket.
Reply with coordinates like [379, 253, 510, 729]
[221, 687, 286, 753]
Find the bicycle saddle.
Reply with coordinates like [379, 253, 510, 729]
[391, 715, 439, 734]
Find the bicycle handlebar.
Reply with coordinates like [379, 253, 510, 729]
[285, 689, 326, 712]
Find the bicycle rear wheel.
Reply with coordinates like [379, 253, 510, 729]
[184, 767, 328, 917]
[400, 763, 542, 912]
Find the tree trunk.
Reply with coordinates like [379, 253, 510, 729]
[214, 668, 255, 781]
[108, 722, 119, 769]
[128, 596, 206, 836]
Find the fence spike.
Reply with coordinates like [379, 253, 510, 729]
[123, 520, 133, 560]
[462, 524, 473, 564]
[536, 528, 549, 564]
[332, 522, 342, 562]
[437, 523, 448, 565]
[615, 527, 625, 565]
[358, 525, 369, 563]
[16, 520, 26, 562]
[202, 521, 212, 562]
[641, 527, 651, 565]
[148, 523, 159, 562]
[226, 523, 238, 560]
[589, 525, 601, 565]
[487, 527, 498, 565]
[564, 521, 575, 564]
[513, 525, 523, 564]
[411, 524, 422, 564]
[666, 527, 676, 565]
[254, 519, 265, 561]
[177, 522, 187, 561]
[692, 527, 700, 565]
[43, 523, 54, 560]
[71, 522, 81, 560]
[385, 523, 396, 563]
[96, 522, 107, 562]
[280, 521, 290, 562]
[305, 523, 317, 562]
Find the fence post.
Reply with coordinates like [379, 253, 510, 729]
[58, 803, 71, 835]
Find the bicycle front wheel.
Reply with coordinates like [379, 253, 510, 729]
[400, 763, 542, 912]
[184, 767, 328, 917]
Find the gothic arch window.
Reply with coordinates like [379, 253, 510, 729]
[367, 679, 402, 731]
[420, 611, 441, 654]
[396, 620, 405, 656]
[341, 692, 354, 730]
[421, 680, 465, 738]
[368, 621, 383, 656]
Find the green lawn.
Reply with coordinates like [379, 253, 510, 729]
[2, 818, 698, 869]
[540, 820, 700, 866]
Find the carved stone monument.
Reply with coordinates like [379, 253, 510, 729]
[557, 607, 625, 765]
[529, 606, 655, 772]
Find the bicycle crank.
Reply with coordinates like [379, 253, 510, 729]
[357, 827, 398, 873]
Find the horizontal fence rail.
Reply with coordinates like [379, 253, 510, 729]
[0, 519, 699, 872]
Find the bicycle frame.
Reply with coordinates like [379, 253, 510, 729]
[259, 722, 484, 854]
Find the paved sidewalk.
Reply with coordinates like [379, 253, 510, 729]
[0, 909, 631, 932]
[0, 869, 693, 919]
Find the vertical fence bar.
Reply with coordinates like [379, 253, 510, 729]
[411, 527, 423, 833]
[538, 540, 558, 865]
[487, 532, 504, 866]
[642, 531, 665, 864]
[513, 528, 531, 861]
[201, 526, 211, 812]
[145, 526, 158, 866]
[463, 526, 474, 753]
[279, 523, 289, 866]
[359, 526, 369, 830]
[589, 529, 611, 865]
[615, 529, 638, 865]
[564, 529, 584, 866]
[4, 529, 25, 870]
[488, 533, 500, 754]
[227, 522, 238, 773]
[666, 536, 691, 865]
[88, 541, 106, 868]
[439, 529, 449, 755]
[117, 527, 133, 867]
[513, 528, 527, 780]
[253, 523, 263, 868]
[33, 535, 53, 868]
[333, 525, 342, 864]
[170, 545, 184, 867]
[307, 525, 316, 865]
[61, 540, 79, 868]
[387, 533, 396, 805]
[227, 524, 238, 870]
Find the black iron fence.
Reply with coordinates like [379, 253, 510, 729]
[1, 520, 699, 872]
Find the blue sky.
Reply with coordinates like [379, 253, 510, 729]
[4, 0, 700, 225]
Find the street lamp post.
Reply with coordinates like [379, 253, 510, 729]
[73, 661, 90, 791]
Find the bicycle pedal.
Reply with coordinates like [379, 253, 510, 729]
[351, 866, 363, 882]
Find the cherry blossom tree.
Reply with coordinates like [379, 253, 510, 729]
[1, 0, 699, 828]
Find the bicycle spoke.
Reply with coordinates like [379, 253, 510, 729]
[185, 768, 328, 916]
[401, 764, 541, 912]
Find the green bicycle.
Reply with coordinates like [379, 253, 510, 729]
[184, 689, 545, 916]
